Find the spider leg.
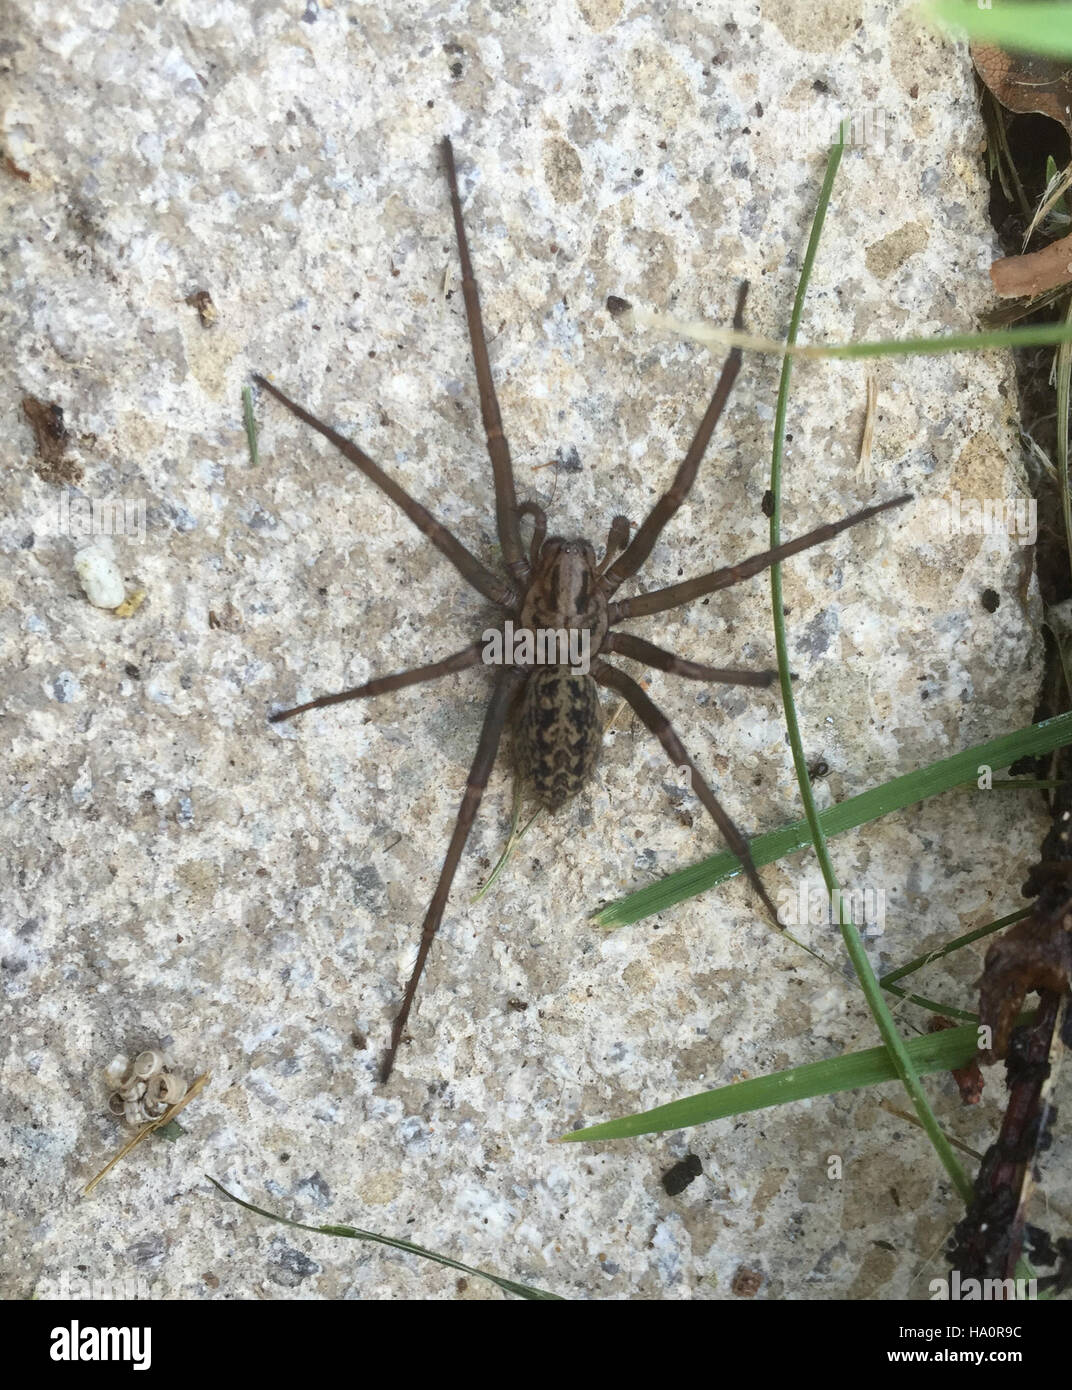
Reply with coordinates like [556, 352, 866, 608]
[602, 632, 777, 686]
[608, 494, 912, 623]
[600, 282, 748, 596]
[381, 665, 526, 1083]
[442, 137, 529, 586]
[592, 658, 779, 923]
[269, 641, 486, 722]
[253, 375, 514, 609]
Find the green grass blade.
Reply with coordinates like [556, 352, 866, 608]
[880, 907, 1032, 986]
[765, 123, 969, 1202]
[641, 318, 1072, 361]
[1057, 294, 1072, 586]
[208, 1178, 563, 1300]
[242, 385, 259, 466]
[879, 987, 977, 1022]
[594, 710, 1072, 927]
[805, 322, 1072, 358]
[559, 1025, 980, 1142]
[924, 0, 1072, 59]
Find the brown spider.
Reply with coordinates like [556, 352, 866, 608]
[255, 138, 910, 1083]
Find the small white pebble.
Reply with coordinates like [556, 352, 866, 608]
[74, 541, 125, 609]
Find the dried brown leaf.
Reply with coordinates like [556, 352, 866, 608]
[973, 43, 1072, 132]
[978, 911, 1072, 1062]
[21, 396, 82, 485]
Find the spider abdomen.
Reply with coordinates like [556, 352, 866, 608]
[516, 667, 602, 811]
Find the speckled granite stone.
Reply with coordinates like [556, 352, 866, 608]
[1, 0, 1053, 1300]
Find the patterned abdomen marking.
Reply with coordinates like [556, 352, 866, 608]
[516, 668, 602, 811]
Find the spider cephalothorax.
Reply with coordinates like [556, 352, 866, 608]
[519, 537, 605, 638]
[256, 137, 910, 1083]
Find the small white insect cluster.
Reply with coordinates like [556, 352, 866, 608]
[105, 1050, 187, 1127]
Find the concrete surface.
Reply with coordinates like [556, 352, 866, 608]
[1, 0, 1054, 1299]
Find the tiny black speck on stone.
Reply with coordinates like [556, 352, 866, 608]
[124, 663, 141, 679]
[981, 587, 1000, 613]
[813, 78, 830, 93]
[662, 1153, 702, 1196]
[606, 294, 631, 318]
[450, 61, 463, 79]
[761, 489, 774, 518]
[507, 998, 529, 1012]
